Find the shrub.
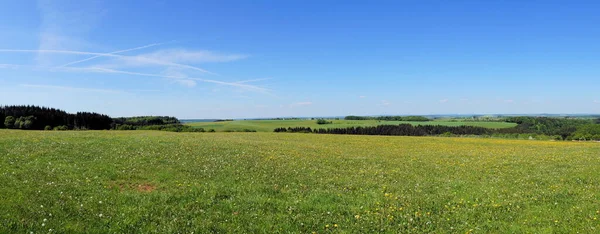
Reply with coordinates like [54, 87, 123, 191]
[44, 125, 53, 131]
[4, 116, 15, 128]
[316, 119, 332, 125]
[53, 125, 69, 131]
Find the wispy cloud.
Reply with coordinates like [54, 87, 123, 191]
[0, 49, 215, 74]
[439, 99, 448, 103]
[0, 63, 269, 93]
[56, 41, 171, 68]
[0, 64, 20, 69]
[235, 78, 272, 84]
[504, 99, 514, 103]
[135, 49, 248, 64]
[21, 84, 125, 93]
[378, 100, 391, 106]
[359, 95, 366, 98]
[62, 67, 270, 92]
[594, 100, 600, 104]
[36, 0, 104, 66]
[290, 101, 312, 107]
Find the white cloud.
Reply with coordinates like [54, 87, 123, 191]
[439, 99, 448, 103]
[505, 99, 514, 103]
[359, 95, 366, 98]
[594, 100, 600, 104]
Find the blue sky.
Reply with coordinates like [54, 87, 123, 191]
[1, 0, 599, 118]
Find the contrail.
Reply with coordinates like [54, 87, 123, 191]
[234, 78, 272, 84]
[55, 41, 171, 68]
[0, 49, 214, 74]
[65, 67, 269, 93]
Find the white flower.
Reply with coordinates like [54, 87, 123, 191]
[41, 223, 45, 227]
[99, 214, 103, 217]
[43, 218, 47, 222]
[99, 201, 103, 204]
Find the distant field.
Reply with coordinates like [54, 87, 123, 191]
[186, 119, 517, 132]
[2, 130, 599, 232]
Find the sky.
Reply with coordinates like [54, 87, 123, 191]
[1, 0, 600, 118]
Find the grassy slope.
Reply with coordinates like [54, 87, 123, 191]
[186, 119, 517, 132]
[1, 130, 600, 233]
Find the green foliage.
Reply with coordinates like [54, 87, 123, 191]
[112, 116, 180, 127]
[572, 124, 600, 141]
[53, 125, 69, 131]
[12, 116, 36, 129]
[316, 119, 332, 125]
[44, 125, 53, 131]
[4, 116, 15, 128]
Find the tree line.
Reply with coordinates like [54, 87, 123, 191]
[275, 124, 506, 136]
[0, 105, 201, 132]
[276, 116, 600, 141]
[344, 115, 430, 121]
[1, 105, 112, 130]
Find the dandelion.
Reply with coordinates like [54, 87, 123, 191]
[334, 224, 339, 228]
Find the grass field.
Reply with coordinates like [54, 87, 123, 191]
[2, 130, 600, 233]
[186, 119, 517, 132]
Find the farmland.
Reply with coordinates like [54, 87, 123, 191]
[185, 119, 517, 132]
[2, 130, 600, 233]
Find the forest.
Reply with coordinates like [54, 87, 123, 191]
[0, 105, 201, 132]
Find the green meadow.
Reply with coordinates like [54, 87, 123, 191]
[186, 119, 517, 132]
[2, 130, 600, 233]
